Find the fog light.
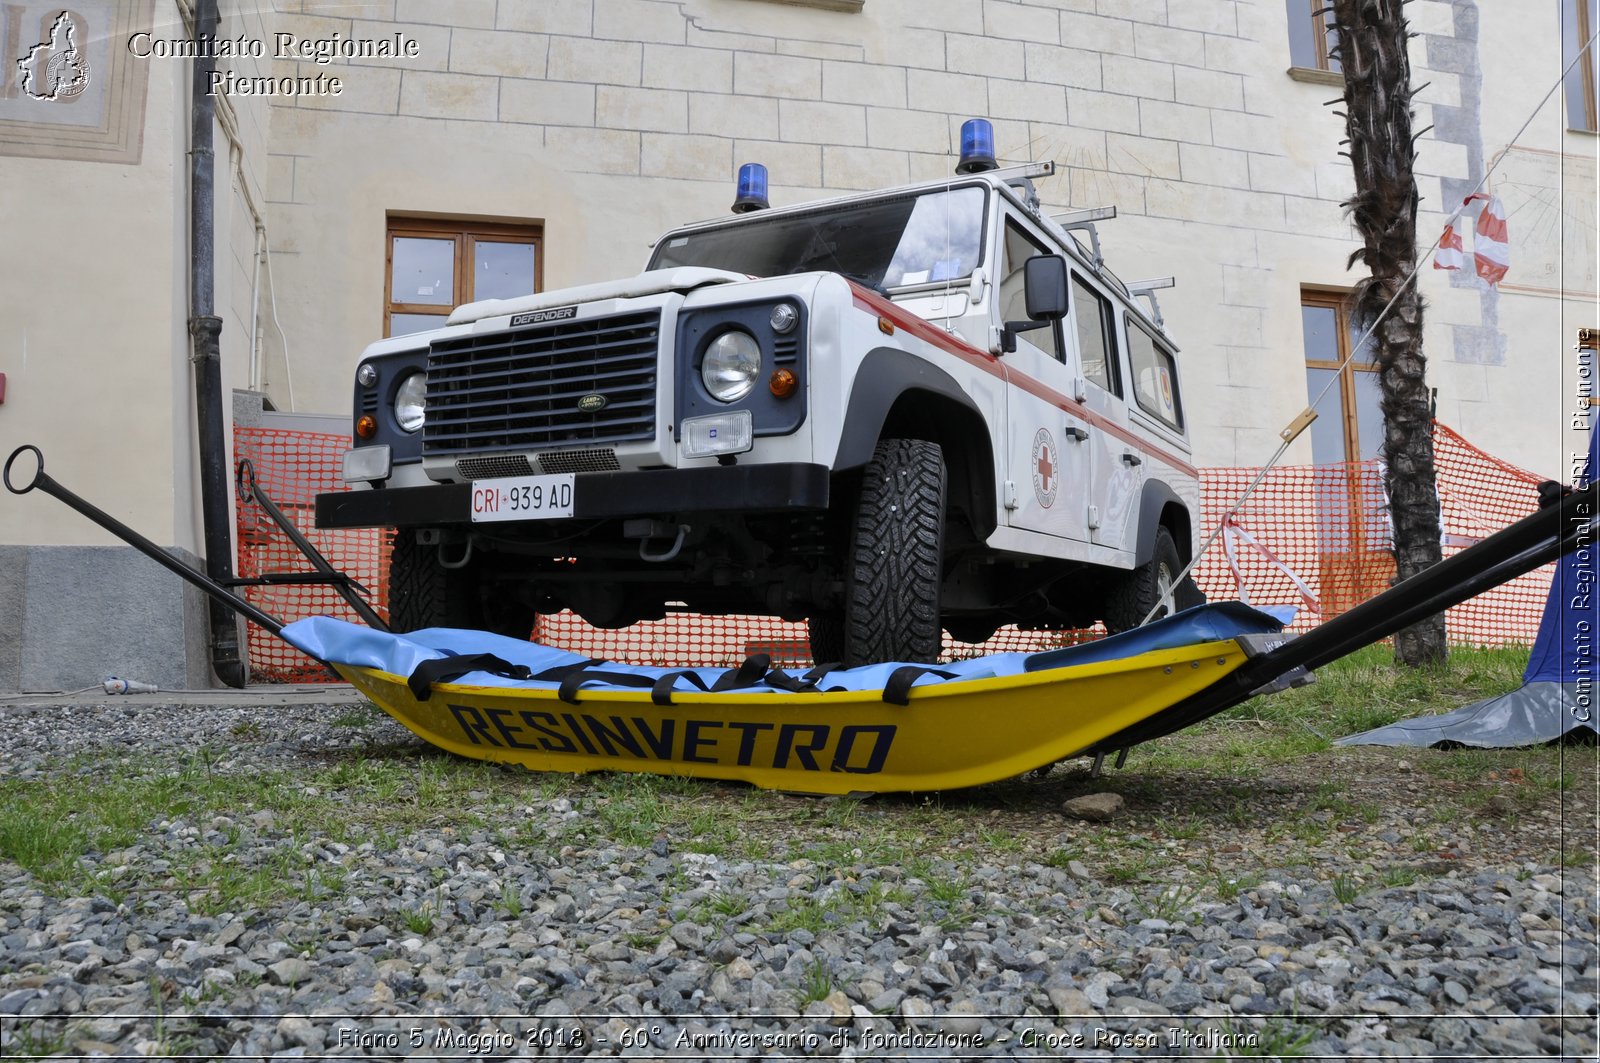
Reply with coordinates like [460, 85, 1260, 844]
[356, 414, 378, 440]
[681, 410, 753, 458]
[341, 445, 392, 483]
[769, 368, 798, 398]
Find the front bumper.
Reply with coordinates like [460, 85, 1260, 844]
[315, 462, 832, 529]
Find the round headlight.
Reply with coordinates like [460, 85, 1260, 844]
[394, 372, 426, 433]
[701, 329, 762, 403]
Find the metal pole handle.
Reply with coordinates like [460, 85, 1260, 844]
[4, 444, 285, 635]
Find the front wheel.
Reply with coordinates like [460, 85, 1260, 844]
[1103, 526, 1203, 634]
[807, 610, 844, 666]
[839, 439, 947, 666]
[387, 530, 537, 639]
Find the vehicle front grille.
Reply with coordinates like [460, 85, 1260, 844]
[454, 455, 535, 480]
[537, 448, 621, 474]
[424, 310, 659, 454]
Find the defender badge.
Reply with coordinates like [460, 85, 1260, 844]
[510, 305, 577, 327]
[577, 394, 608, 413]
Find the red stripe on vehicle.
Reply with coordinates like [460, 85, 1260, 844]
[849, 284, 1199, 479]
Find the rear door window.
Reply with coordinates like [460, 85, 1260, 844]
[1125, 315, 1183, 430]
[1071, 274, 1119, 394]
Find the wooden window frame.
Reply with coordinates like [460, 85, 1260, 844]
[740, 0, 863, 11]
[1302, 288, 1378, 465]
[1569, 0, 1598, 133]
[1286, 0, 1343, 84]
[384, 216, 544, 337]
[1310, 1, 1339, 72]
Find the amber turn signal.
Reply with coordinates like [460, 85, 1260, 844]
[769, 368, 798, 398]
[356, 414, 378, 439]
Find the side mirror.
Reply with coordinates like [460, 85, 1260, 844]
[1001, 255, 1069, 353]
[1023, 254, 1069, 320]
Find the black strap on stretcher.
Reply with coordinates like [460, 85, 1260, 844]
[883, 665, 960, 706]
[406, 652, 558, 700]
[403, 650, 923, 705]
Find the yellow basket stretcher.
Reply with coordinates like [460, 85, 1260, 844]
[6, 444, 1592, 794]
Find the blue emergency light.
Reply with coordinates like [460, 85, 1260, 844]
[956, 118, 998, 174]
[731, 162, 770, 213]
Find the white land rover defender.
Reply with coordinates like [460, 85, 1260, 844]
[317, 121, 1203, 665]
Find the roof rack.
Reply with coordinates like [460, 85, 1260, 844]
[1126, 277, 1175, 332]
[1052, 205, 1116, 271]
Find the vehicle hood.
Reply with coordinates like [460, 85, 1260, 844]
[446, 267, 749, 326]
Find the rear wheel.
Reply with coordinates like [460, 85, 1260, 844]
[1103, 526, 1202, 634]
[839, 439, 947, 666]
[387, 530, 537, 638]
[807, 610, 844, 665]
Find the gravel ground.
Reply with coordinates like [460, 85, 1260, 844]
[0, 692, 1595, 1060]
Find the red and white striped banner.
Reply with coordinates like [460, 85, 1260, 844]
[1433, 193, 1509, 285]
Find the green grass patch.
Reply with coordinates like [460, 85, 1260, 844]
[1104, 848, 1170, 884]
[1126, 644, 1532, 779]
[1379, 865, 1419, 888]
[589, 772, 743, 851]
[1128, 882, 1198, 924]
[0, 744, 536, 903]
[793, 958, 836, 1008]
[1229, 643, 1528, 734]
[2, 1018, 71, 1056]
[1221, 1013, 1319, 1057]
[1210, 870, 1262, 902]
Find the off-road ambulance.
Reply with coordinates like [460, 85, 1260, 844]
[317, 120, 1203, 665]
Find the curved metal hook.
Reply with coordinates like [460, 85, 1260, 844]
[3, 444, 44, 495]
[235, 457, 259, 505]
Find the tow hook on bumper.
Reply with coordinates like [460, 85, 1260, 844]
[627, 519, 690, 562]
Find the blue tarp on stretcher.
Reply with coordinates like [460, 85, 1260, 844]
[283, 602, 1295, 698]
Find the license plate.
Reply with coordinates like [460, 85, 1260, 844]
[469, 474, 576, 522]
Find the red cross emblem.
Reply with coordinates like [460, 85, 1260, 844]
[1031, 428, 1058, 509]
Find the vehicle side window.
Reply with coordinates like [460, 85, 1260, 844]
[1071, 275, 1118, 395]
[1125, 315, 1183, 430]
[998, 218, 1060, 360]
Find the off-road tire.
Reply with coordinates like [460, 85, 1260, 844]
[841, 439, 947, 666]
[1103, 525, 1203, 633]
[807, 611, 845, 666]
[388, 529, 536, 638]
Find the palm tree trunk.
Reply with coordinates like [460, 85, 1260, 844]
[1331, 0, 1448, 666]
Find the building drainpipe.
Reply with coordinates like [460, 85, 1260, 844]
[189, 0, 246, 688]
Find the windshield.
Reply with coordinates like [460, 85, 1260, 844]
[649, 185, 988, 290]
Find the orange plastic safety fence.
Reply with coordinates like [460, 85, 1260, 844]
[234, 428, 390, 682]
[1188, 423, 1550, 646]
[234, 421, 1554, 681]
